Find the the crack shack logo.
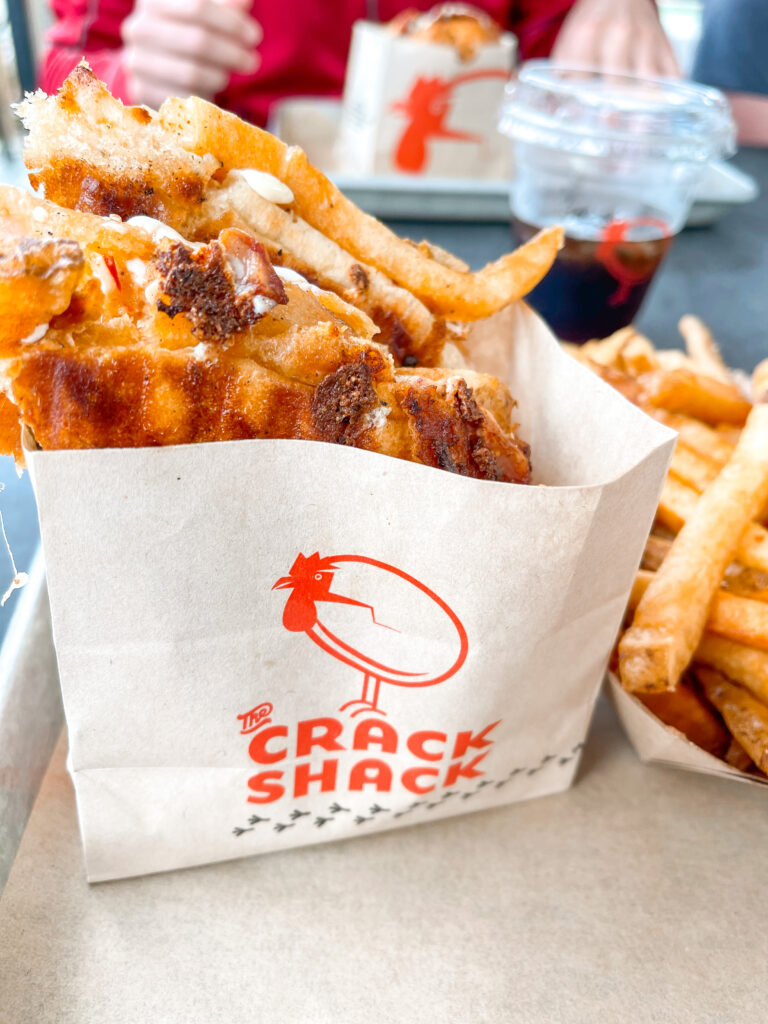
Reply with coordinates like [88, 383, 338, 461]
[390, 69, 508, 173]
[238, 552, 500, 804]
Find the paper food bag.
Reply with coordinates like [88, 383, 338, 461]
[28, 304, 673, 882]
[609, 674, 768, 788]
[336, 20, 515, 178]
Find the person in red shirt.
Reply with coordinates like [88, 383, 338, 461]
[39, 0, 678, 127]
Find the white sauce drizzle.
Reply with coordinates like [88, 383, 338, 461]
[252, 294, 277, 316]
[235, 169, 294, 205]
[91, 254, 117, 295]
[20, 323, 49, 345]
[274, 265, 322, 295]
[363, 404, 390, 431]
[125, 258, 147, 283]
[126, 216, 202, 249]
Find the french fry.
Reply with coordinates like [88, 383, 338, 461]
[720, 565, 768, 603]
[638, 679, 730, 758]
[201, 177, 446, 364]
[657, 475, 768, 573]
[655, 349, 701, 374]
[695, 667, 768, 775]
[159, 95, 563, 320]
[576, 327, 635, 367]
[723, 737, 754, 772]
[650, 409, 734, 466]
[640, 368, 751, 426]
[627, 570, 653, 613]
[632, 570, 768, 650]
[582, 358, 644, 404]
[753, 358, 768, 403]
[715, 423, 742, 443]
[641, 534, 672, 571]
[695, 634, 768, 706]
[619, 402, 768, 693]
[656, 475, 697, 533]
[704, 591, 768, 651]
[678, 314, 732, 385]
[735, 522, 768, 575]
[617, 332, 660, 376]
[668, 441, 721, 493]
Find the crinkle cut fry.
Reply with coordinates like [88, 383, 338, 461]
[159, 95, 563, 320]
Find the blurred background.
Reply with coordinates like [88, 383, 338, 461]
[0, 0, 713, 155]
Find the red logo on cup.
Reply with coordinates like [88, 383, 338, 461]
[273, 553, 468, 718]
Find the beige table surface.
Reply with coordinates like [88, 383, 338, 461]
[1, 686, 766, 1024]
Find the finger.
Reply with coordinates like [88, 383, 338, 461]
[124, 15, 256, 72]
[654, 37, 681, 78]
[597, 20, 633, 74]
[631, 29, 680, 79]
[550, 21, 601, 66]
[127, 78, 180, 110]
[145, 0, 261, 45]
[124, 47, 230, 98]
[214, 0, 255, 11]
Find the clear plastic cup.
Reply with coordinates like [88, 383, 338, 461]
[498, 62, 736, 342]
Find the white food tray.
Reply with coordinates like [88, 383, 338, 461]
[270, 98, 759, 225]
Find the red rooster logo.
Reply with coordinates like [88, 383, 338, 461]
[596, 216, 671, 306]
[391, 69, 508, 173]
[273, 553, 468, 717]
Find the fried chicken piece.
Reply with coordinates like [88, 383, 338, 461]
[0, 238, 83, 355]
[18, 64, 449, 366]
[0, 188, 531, 483]
[391, 6, 502, 61]
[6, 343, 530, 482]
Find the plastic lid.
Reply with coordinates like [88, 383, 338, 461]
[499, 62, 736, 163]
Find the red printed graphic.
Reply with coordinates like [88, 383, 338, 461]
[237, 702, 273, 734]
[391, 69, 508, 173]
[273, 553, 468, 717]
[596, 216, 671, 306]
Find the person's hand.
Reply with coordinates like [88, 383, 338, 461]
[122, 0, 262, 109]
[551, 0, 680, 78]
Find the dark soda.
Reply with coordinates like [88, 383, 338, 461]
[512, 217, 674, 343]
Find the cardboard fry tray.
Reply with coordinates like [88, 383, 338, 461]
[25, 304, 674, 880]
[609, 673, 768, 787]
